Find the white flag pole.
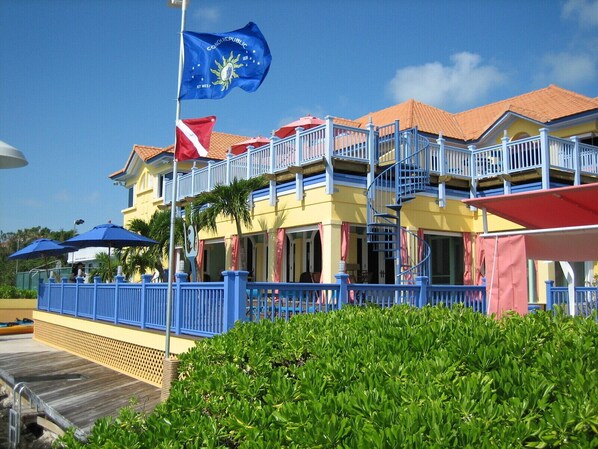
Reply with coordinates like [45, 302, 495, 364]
[165, 0, 187, 360]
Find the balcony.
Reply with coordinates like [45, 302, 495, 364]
[163, 119, 598, 203]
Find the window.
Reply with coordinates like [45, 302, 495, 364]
[127, 186, 134, 208]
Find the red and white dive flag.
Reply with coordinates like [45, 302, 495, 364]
[175, 116, 216, 161]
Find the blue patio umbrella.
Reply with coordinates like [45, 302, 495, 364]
[8, 238, 76, 260]
[62, 223, 158, 277]
[9, 238, 77, 277]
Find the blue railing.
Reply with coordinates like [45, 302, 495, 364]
[546, 280, 598, 317]
[38, 272, 487, 338]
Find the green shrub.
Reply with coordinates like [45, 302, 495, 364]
[0, 285, 36, 299]
[58, 306, 598, 448]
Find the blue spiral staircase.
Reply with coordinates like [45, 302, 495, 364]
[366, 125, 431, 283]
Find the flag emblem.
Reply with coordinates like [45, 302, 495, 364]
[175, 116, 216, 161]
[179, 22, 272, 100]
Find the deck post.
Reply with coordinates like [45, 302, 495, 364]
[75, 276, 83, 317]
[295, 126, 304, 200]
[114, 275, 124, 324]
[416, 276, 428, 308]
[207, 161, 213, 191]
[468, 145, 478, 209]
[222, 271, 249, 332]
[225, 152, 232, 184]
[501, 132, 511, 194]
[140, 274, 152, 329]
[571, 136, 581, 185]
[437, 133, 446, 208]
[246, 145, 254, 180]
[367, 121, 377, 188]
[335, 272, 349, 308]
[540, 128, 550, 189]
[174, 272, 187, 334]
[93, 276, 101, 320]
[325, 116, 334, 194]
[269, 136, 277, 206]
[545, 280, 555, 311]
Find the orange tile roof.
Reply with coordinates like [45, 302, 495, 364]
[355, 99, 465, 140]
[455, 85, 598, 140]
[355, 85, 598, 142]
[110, 132, 248, 178]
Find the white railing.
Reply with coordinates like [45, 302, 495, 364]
[507, 136, 542, 171]
[164, 125, 598, 203]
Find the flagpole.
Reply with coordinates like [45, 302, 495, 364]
[165, 0, 187, 360]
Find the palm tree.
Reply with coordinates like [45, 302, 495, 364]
[123, 210, 184, 281]
[190, 176, 266, 272]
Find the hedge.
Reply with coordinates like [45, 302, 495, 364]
[59, 305, 598, 448]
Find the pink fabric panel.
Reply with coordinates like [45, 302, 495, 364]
[417, 228, 425, 262]
[230, 235, 239, 270]
[463, 233, 473, 285]
[475, 234, 485, 286]
[485, 235, 528, 317]
[196, 240, 205, 279]
[341, 222, 350, 262]
[273, 228, 285, 283]
[400, 228, 409, 269]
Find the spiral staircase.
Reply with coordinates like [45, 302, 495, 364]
[366, 125, 431, 283]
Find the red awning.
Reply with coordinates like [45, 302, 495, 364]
[464, 183, 598, 261]
[463, 183, 598, 229]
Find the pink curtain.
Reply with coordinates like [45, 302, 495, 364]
[475, 234, 485, 286]
[341, 222, 354, 301]
[196, 240, 205, 280]
[463, 232, 473, 285]
[273, 228, 285, 283]
[341, 222, 350, 263]
[485, 235, 528, 317]
[417, 228, 425, 262]
[230, 235, 239, 270]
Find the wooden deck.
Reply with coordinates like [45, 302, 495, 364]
[0, 335, 162, 437]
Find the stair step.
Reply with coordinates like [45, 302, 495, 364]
[374, 212, 397, 219]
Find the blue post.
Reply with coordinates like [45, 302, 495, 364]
[75, 276, 83, 317]
[335, 272, 349, 309]
[60, 278, 67, 313]
[416, 276, 428, 309]
[141, 274, 152, 329]
[93, 276, 101, 320]
[222, 271, 249, 332]
[546, 280, 554, 311]
[175, 272, 187, 335]
[114, 275, 124, 324]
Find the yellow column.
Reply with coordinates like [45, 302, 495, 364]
[321, 220, 342, 283]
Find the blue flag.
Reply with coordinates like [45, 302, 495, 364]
[179, 22, 272, 100]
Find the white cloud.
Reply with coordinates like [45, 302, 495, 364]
[191, 6, 220, 28]
[387, 52, 506, 110]
[540, 51, 596, 85]
[562, 0, 598, 27]
[53, 189, 71, 203]
[83, 191, 101, 204]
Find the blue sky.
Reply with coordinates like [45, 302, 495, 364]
[1, 0, 597, 234]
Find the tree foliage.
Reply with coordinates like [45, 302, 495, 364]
[0, 226, 77, 286]
[190, 176, 266, 271]
[121, 209, 184, 281]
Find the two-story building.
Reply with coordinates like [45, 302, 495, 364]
[111, 84, 598, 304]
